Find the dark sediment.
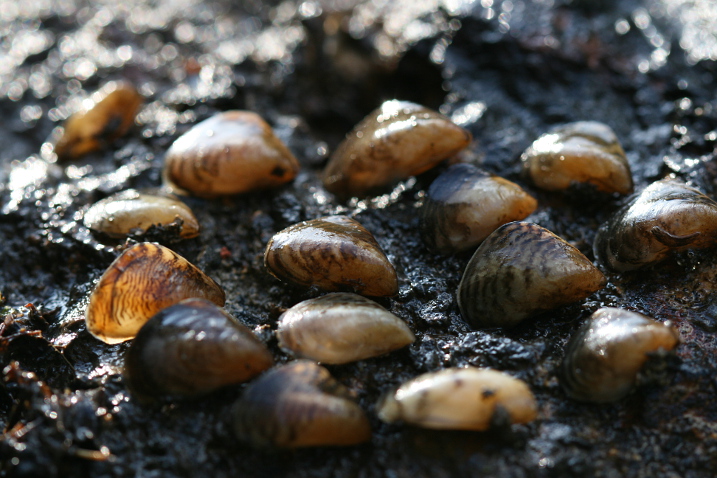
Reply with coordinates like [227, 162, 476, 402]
[2, 1, 717, 476]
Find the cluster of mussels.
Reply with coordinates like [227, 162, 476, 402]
[55, 78, 714, 448]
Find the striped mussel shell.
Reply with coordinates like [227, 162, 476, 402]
[457, 221, 606, 328]
[561, 307, 680, 403]
[231, 360, 371, 448]
[594, 178, 717, 272]
[163, 111, 299, 197]
[420, 163, 537, 254]
[123, 298, 273, 403]
[264, 215, 398, 297]
[85, 242, 225, 344]
[322, 100, 471, 199]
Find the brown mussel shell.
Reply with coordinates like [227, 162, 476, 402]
[163, 110, 299, 197]
[457, 221, 606, 328]
[124, 298, 273, 403]
[85, 242, 225, 344]
[521, 121, 633, 194]
[594, 178, 717, 272]
[561, 307, 680, 403]
[377, 367, 537, 431]
[54, 81, 143, 161]
[420, 163, 537, 254]
[323, 100, 471, 199]
[231, 360, 372, 448]
[83, 189, 199, 239]
[276, 293, 414, 364]
[264, 215, 398, 297]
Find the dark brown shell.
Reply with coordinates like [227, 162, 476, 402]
[85, 242, 225, 344]
[123, 298, 273, 403]
[457, 221, 606, 328]
[322, 100, 471, 199]
[231, 360, 371, 448]
[561, 307, 680, 402]
[594, 178, 717, 272]
[264, 215, 398, 296]
[163, 110, 299, 197]
[54, 81, 143, 161]
[420, 163, 537, 253]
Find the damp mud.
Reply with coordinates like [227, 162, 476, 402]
[2, 0, 717, 476]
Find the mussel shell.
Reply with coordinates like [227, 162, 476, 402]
[377, 367, 537, 430]
[420, 163, 537, 253]
[323, 100, 471, 199]
[231, 360, 372, 448]
[85, 242, 225, 344]
[55, 81, 143, 161]
[264, 215, 398, 297]
[276, 293, 415, 364]
[521, 121, 633, 194]
[123, 298, 273, 402]
[561, 307, 680, 402]
[594, 178, 717, 272]
[163, 110, 299, 197]
[458, 221, 606, 328]
[83, 189, 199, 239]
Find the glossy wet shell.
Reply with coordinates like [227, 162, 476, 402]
[420, 163, 537, 253]
[594, 178, 717, 272]
[85, 243, 225, 344]
[276, 293, 414, 364]
[457, 221, 606, 328]
[322, 100, 471, 199]
[377, 367, 537, 430]
[54, 81, 143, 161]
[561, 307, 680, 403]
[83, 189, 199, 239]
[264, 215, 398, 297]
[231, 360, 372, 448]
[123, 298, 273, 402]
[163, 110, 299, 197]
[521, 121, 633, 194]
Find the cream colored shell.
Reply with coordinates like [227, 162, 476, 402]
[377, 367, 537, 430]
[276, 293, 414, 364]
[163, 110, 299, 197]
[83, 189, 199, 239]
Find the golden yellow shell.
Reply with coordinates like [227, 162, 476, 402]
[85, 243, 225, 344]
[55, 81, 143, 160]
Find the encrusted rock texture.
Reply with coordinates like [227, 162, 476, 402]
[1, 0, 717, 476]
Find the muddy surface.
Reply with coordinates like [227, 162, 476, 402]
[1, 0, 717, 476]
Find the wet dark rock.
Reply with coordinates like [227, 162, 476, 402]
[2, 0, 717, 476]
